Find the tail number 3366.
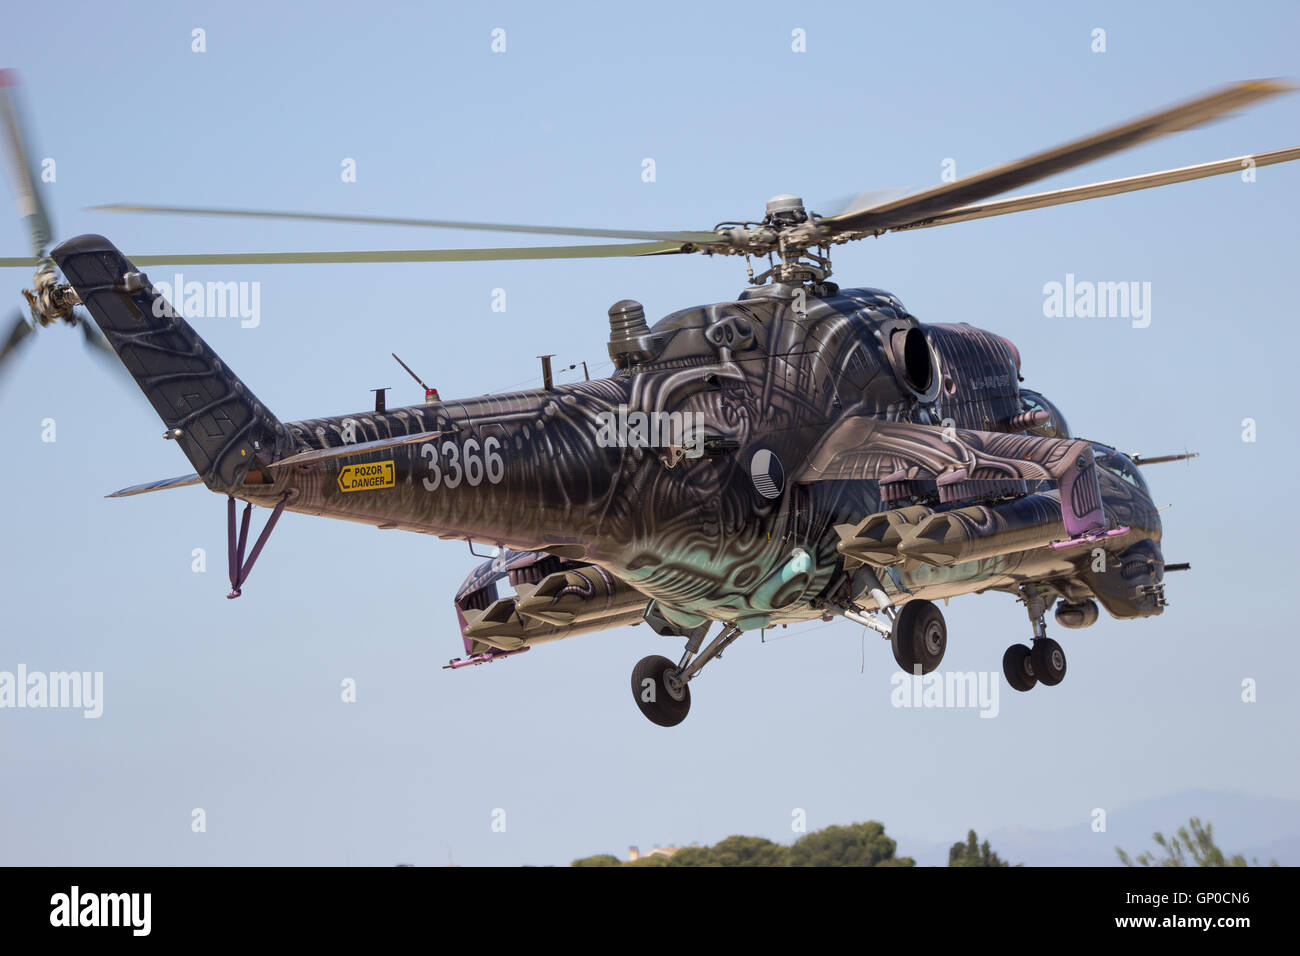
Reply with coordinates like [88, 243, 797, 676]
[421, 437, 505, 490]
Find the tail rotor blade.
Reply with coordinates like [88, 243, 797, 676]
[80, 316, 115, 358]
[0, 70, 54, 263]
[0, 309, 34, 377]
[79, 316, 132, 382]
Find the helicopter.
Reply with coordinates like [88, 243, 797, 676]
[3, 74, 1295, 726]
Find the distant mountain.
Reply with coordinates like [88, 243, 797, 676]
[902, 790, 1300, 866]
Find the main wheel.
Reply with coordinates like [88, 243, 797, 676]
[1002, 643, 1037, 692]
[890, 599, 947, 675]
[1031, 638, 1067, 686]
[631, 655, 691, 727]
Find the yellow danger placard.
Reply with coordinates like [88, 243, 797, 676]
[338, 460, 396, 492]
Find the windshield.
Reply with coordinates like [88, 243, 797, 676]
[1019, 389, 1070, 439]
[1091, 444, 1148, 494]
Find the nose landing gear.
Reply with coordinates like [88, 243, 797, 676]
[1002, 644, 1037, 691]
[1031, 637, 1067, 686]
[1003, 584, 1068, 692]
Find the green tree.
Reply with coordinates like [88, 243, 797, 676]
[625, 854, 672, 867]
[788, 821, 915, 867]
[667, 835, 790, 867]
[663, 845, 716, 866]
[948, 829, 1009, 867]
[1116, 817, 1277, 867]
[570, 820, 914, 867]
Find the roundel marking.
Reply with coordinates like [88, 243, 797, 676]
[750, 449, 785, 499]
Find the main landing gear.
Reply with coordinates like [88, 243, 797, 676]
[837, 595, 949, 675]
[631, 623, 742, 727]
[889, 599, 947, 675]
[1003, 584, 1068, 692]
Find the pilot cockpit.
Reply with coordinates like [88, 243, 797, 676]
[1090, 443, 1149, 494]
[1018, 388, 1071, 440]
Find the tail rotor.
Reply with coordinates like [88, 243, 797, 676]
[0, 69, 117, 384]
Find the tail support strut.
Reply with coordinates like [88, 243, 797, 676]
[227, 494, 288, 599]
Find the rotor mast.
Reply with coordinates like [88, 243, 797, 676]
[736, 195, 836, 287]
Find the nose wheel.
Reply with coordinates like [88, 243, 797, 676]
[1031, 637, 1067, 686]
[1002, 644, 1037, 692]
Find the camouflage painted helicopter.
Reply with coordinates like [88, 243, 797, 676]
[4, 75, 1296, 725]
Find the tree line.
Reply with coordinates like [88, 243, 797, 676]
[571, 817, 1273, 867]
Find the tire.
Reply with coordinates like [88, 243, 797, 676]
[1031, 638, 1067, 687]
[1002, 643, 1037, 692]
[890, 600, 947, 675]
[631, 655, 691, 727]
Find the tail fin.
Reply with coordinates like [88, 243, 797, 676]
[51, 234, 298, 492]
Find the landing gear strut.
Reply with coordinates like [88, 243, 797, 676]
[1003, 584, 1068, 692]
[631, 623, 742, 726]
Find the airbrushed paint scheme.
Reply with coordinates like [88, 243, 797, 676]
[26, 78, 1289, 724]
[55, 235, 1163, 665]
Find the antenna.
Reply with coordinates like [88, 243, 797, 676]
[392, 352, 431, 391]
[392, 352, 441, 404]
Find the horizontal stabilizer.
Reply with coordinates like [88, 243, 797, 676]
[107, 473, 203, 498]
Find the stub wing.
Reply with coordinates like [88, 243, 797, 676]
[452, 549, 649, 658]
[797, 416, 1105, 537]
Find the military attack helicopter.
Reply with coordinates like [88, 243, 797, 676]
[4, 74, 1295, 725]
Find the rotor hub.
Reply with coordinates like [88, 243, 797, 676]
[23, 266, 79, 327]
[764, 194, 808, 226]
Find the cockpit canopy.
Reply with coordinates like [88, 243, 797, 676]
[1018, 388, 1071, 440]
[1090, 443, 1149, 494]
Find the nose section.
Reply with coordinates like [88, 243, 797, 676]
[1080, 537, 1168, 619]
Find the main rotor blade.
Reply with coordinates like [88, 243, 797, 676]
[888, 145, 1300, 232]
[91, 203, 722, 245]
[815, 186, 914, 219]
[0, 70, 53, 263]
[824, 79, 1295, 235]
[125, 240, 693, 266]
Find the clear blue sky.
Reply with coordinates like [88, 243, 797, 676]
[1, 0, 1297, 865]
